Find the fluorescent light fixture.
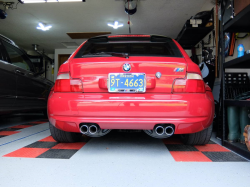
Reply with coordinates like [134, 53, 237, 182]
[18, 0, 85, 3]
[108, 21, 124, 29]
[36, 22, 52, 31]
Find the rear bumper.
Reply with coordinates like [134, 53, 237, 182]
[48, 92, 214, 134]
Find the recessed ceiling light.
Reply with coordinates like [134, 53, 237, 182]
[36, 23, 52, 31]
[108, 21, 123, 29]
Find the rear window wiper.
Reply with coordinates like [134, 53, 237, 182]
[82, 52, 129, 58]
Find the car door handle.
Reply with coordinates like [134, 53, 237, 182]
[16, 69, 25, 75]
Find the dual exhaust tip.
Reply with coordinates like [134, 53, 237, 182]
[81, 124, 174, 137]
[80, 124, 99, 135]
[155, 125, 174, 136]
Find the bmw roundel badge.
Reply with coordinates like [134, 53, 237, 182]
[123, 63, 131, 72]
[156, 72, 162, 79]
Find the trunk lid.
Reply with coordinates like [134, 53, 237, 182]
[70, 57, 186, 93]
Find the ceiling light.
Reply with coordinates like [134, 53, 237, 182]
[36, 23, 52, 31]
[108, 21, 123, 29]
[18, 0, 85, 3]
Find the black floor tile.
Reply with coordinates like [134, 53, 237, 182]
[37, 149, 78, 159]
[0, 128, 22, 131]
[165, 144, 199, 151]
[21, 122, 40, 126]
[202, 152, 248, 162]
[208, 140, 216, 144]
[25, 142, 58, 148]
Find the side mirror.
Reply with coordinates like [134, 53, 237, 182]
[34, 68, 45, 77]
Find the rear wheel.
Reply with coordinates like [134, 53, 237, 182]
[181, 124, 213, 145]
[49, 123, 82, 143]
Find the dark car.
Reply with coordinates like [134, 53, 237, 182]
[0, 34, 54, 116]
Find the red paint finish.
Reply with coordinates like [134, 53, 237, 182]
[170, 151, 212, 162]
[4, 148, 49, 158]
[48, 35, 214, 135]
[69, 57, 186, 93]
[48, 93, 213, 133]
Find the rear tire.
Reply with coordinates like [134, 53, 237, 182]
[181, 124, 213, 145]
[49, 123, 82, 143]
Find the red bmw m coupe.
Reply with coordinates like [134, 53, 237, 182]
[48, 35, 214, 145]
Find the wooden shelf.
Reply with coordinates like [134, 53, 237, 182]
[224, 4, 250, 32]
[225, 100, 250, 107]
[223, 54, 250, 69]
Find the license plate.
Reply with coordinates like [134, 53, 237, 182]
[108, 73, 146, 93]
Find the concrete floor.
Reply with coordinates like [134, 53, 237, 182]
[0, 114, 250, 187]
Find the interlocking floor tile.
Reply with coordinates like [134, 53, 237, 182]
[39, 136, 56, 142]
[202, 152, 248, 162]
[3, 148, 50, 158]
[165, 144, 199, 151]
[52, 142, 86, 150]
[11, 125, 33, 129]
[37, 149, 78, 159]
[25, 142, 58, 148]
[0, 128, 22, 131]
[208, 140, 216, 144]
[170, 151, 212, 162]
[0, 131, 20, 136]
[195, 144, 230, 152]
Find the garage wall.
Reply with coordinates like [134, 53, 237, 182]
[54, 48, 77, 81]
[27, 51, 54, 82]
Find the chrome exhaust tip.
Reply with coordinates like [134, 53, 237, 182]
[80, 125, 89, 134]
[155, 126, 164, 135]
[89, 125, 98, 134]
[165, 126, 174, 136]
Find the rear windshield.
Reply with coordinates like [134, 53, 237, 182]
[75, 40, 183, 58]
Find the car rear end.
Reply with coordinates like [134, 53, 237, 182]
[48, 35, 214, 139]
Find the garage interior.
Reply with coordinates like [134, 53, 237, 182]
[0, 0, 250, 186]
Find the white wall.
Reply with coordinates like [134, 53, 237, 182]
[54, 48, 77, 81]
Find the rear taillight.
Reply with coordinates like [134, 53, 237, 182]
[173, 73, 205, 93]
[54, 73, 83, 92]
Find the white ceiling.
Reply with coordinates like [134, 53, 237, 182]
[0, 0, 212, 53]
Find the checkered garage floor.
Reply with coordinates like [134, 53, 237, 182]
[0, 114, 250, 187]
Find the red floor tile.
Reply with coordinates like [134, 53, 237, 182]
[162, 137, 182, 144]
[170, 151, 212, 162]
[52, 142, 86, 150]
[3, 148, 49, 158]
[194, 144, 230, 152]
[0, 131, 20, 136]
[39, 136, 56, 142]
[11, 125, 33, 129]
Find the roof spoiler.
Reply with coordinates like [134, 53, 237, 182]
[88, 34, 172, 43]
